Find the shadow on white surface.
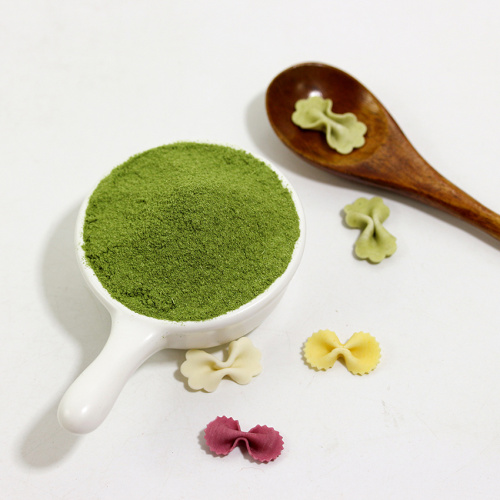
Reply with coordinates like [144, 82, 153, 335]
[42, 204, 111, 370]
[197, 428, 215, 457]
[19, 203, 185, 466]
[19, 204, 95, 467]
[19, 399, 82, 468]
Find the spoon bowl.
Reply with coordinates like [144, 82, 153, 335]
[57, 154, 305, 434]
[266, 62, 500, 241]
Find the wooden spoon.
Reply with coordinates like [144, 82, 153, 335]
[266, 62, 500, 241]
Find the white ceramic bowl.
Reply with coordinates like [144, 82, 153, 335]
[57, 149, 305, 434]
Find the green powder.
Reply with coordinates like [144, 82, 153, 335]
[83, 142, 301, 322]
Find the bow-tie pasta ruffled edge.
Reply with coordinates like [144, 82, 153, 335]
[304, 330, 381, 375]
[180, 337, 262, 392]
[204, 416, 284, 463]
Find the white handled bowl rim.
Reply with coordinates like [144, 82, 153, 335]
[75, 143, 306, 336]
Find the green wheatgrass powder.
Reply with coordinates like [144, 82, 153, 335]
[83, 142, 301, 322]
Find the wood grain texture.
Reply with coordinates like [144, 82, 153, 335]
[266, 62, 500, 241]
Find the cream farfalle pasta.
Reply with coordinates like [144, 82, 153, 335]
[304, 330, 380, 375]
[344, 196, 397, 263]
[180, 337, 262, 392]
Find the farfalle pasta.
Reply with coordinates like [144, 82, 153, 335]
[180, 337, 262, 392]
[291, 96, 367, 154]
[343, 196, 397, 263]
[304, 330, 380, 374]
[204, 416, 284, 463]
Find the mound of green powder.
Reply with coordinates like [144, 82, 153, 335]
[83, 142, 301, 322]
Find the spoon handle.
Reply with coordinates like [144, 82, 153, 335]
[58, 313, 164, 434]
[359, 114, 500, 242]
[418, 163, 500, 241]
[386, 143, 500, 241]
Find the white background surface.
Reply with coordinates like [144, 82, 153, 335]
[1, 1, 500, 498]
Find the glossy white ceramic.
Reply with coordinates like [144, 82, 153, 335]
[57, 154, 305, 434]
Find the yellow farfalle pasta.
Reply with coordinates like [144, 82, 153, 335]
[180, 337, 262, 392]
[304, 330, 380, 375]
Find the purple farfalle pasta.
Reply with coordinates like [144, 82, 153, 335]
[204, 416, 283, 463]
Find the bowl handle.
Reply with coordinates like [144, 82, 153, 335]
[57, 313, 165, 434]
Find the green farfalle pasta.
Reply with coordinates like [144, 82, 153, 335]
[344, 196, 397, 263]
[291, 96, 367, 154]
